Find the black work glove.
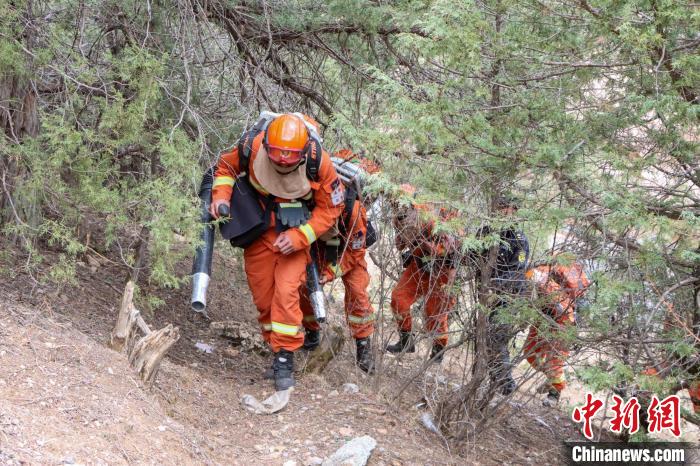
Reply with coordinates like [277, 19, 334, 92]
[401, 250, 413, 268]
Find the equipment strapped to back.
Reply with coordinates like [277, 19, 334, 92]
[331, 156, 367, 192]
[330, 156, 377, 248]
[552, 263, 591, 298]
[237, 111, 323, 181]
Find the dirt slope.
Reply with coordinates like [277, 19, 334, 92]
[0, 242, 590, 465]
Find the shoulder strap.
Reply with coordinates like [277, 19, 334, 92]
[339, 185, 357, 236]
[237, 118, 271, 173]
[304, 137, 323, 182]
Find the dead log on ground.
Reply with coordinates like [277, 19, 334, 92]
[110, 280, 180, 384]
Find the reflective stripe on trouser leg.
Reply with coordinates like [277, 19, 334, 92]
[269, 248, 307, 352]
[424, 269, 455, 347]
[342, 257, 375, 339]
[244, 240, 275, 346]
[544, 349, 567, 393]
[271, 321, 301, 335]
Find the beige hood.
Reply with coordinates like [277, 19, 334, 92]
[252, 145, 311, 199]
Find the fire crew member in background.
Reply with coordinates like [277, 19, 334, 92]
[525, 259, 590, 406]
[472, 194, 530, 395]
[210, 113, 343, 391]
[386, 184, 460, 363]
[618, 294, 700, 433]
[300, 150, 378, 373]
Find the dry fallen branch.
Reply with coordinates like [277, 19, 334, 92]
[110, 280, 180, 384]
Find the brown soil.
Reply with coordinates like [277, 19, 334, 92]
[0, 239, 595, 465]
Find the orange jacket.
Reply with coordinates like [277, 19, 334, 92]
[211, 132, 343, 251]
[528, 264, 576, 322]
[321, 199, 368, 282]
[394, 203, 460, 260]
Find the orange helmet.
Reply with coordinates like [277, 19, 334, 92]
[335, 149, 381, 174]
[399, 183, 417, 197]
[265, 114, 309, 166]
[335, 148, 354, 160]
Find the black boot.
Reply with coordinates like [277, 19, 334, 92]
[303, 328, 320, 351]
[430, 343, 445, 364]
[542, 387, 560, 407]
[273, 349, 295, 391]
[386, 331, 415, 354]
[499, 376, 517, 396]
[355, 337, 375, 374]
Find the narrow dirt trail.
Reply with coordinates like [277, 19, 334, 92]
[0, 243, 592, 465]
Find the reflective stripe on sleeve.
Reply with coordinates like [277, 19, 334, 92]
[299, 224, 316, 244]
[549, 375, 565, 385]
[213, 176, 235, 188]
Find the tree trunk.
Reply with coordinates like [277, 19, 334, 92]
[0, 0, 40, 231]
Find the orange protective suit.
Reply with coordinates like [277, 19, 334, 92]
[633, 367, 700, 434]
[390, 205, 458, 347]
[301, 200, 375, 339]
[211, 132, 343, 352]
[689, 382, 700, 413]
[524, 264, 579, 393]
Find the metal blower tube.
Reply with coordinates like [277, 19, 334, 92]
[306, 248, 327, 323]
[191, 168, 215, 313]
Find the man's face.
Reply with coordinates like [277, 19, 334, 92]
[499, 205, 516, 216]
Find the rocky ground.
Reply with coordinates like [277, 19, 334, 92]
[0, 238, 641, 465]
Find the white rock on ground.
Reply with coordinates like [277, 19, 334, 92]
[321, 435, 377, 466]
[341, 383, 359, 394]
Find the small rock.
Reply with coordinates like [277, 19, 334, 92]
[306, 457, 323, 466]
[283, 461, 297, 466]
[195, 342, 215, 353]
[62, 457, 76, 465]
[254, 445, 265, 452]
[158, 425, 167, 432]
[376, 428, 388, 435]
[338, 427, 354, 437]
[107, 367, 114, 375]
[329, 390, 339, 397]
[342, 383, 359, 394]
[322, 435, 377, 466]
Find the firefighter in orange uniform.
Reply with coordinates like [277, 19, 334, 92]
[386, 185, 459, 363]
[210, 113, 344, 390]
[525, 261, 590, 405]
[300, 150, 378, 372]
